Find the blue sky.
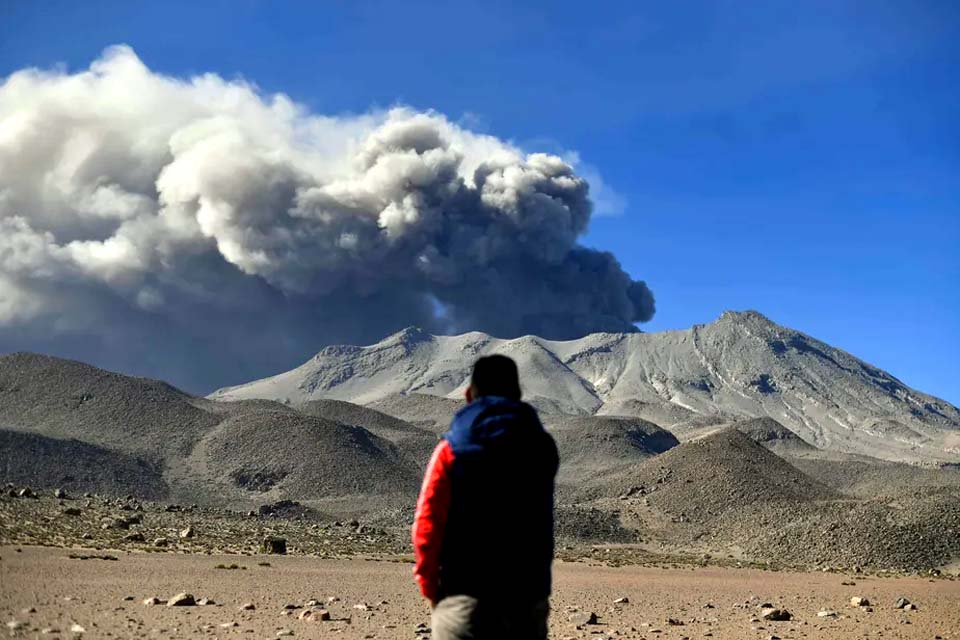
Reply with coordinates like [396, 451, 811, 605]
[1, 0, 958, 403]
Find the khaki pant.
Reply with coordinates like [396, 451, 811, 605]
[431, 595, 549, 640]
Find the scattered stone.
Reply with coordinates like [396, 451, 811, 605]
[166, 593, 196, 607]
[261, 536, 287, 554]
[54, 488, 68, 499]
[276, 630, 294, 637]
[299, 609, 331, 622]
[143, 597, 163, 606]
[904, 603, 918, 611]
[60, 507, 82, 517]
[850, 596, 870, 607]
[122, 532, 145, 542]
[613, 597, 629, 604]
[153, 538, 168, 547]
[353, 603, 371, 611]
[41, 627, 60, 634]
[239, 603, 256, 611]
[817, 610, 838, 618]
[179, 526, 194, 539]
[760, 608, 792, 621]
[569, 612, 598, 626]
[197, 598, 215, 606]
[69, 624, 85, 634]
[219, 622, 238, 628]
[894, 597, 910, 609]
[667, 618, 684, 625]
[6, 621, 26, 631]
[18, 487, 34, 498]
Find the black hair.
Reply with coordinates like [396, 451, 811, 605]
[470, 354, 521, 400]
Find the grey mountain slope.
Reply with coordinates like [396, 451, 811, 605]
[211, 311, 960, 463]
[545, 415, 679, 487]
[0, 428, 168, 499]
[0, 353, 421, 511]
[599, 428, 960, 570]
[0, 352, 219, 458]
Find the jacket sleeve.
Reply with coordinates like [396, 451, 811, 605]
[412, 439, 455, 602]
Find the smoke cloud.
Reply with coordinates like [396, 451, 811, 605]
[0, 45, 654, 391]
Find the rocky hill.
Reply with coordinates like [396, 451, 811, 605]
[211, 311, 960, 463]
[0, 353, 422, 513]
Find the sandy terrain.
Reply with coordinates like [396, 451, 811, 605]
[2, 546, 957, 639]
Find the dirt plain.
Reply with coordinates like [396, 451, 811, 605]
[2, 546, 957, 640]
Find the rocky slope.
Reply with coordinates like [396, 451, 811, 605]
[211, 311, 960, 463]
[0, 353, 422, 512]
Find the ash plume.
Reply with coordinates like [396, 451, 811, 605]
[0, 45, 654, 391]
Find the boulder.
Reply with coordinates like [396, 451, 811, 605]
[298, 609, 331, 622]
[261, 536, 287, 555]
[167, 593, 196, 607]
[760, 608, 792, 621]
[569, 612, 599, 626]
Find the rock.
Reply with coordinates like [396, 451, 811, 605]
[122, 596, 134, 601]
[178, 526, 194, 539]
[197, 598, 215, 606]
[219, 622, 238, 628]
[69, 623, 85, 634]
[276, 630, 294, 637]
[18, 487, 34, 498]
[894, 597, 910, 609]
[59, 507, 81, 517]
[153, 538, 168, 547]
[41, 628, 60, 634]
[568, 612, 599, 626]
[143, 597, 163, 605]
[817, 610, 838, 617]
[54, 488, 68, 499]
[166, 592, 196, 607]
[850, 596, 870, 607]
[760, 608, 792, 621]
[6, 621, 26, 631]
[904, 603, 918, 611]
[239, 603, 256, 611]
[102, 517, 129, 530]
[122, 532, 145, 542]
[353, 603, 371, 611]
[298, 609, 331, 622]
[613, 597, 629, 604]
[261, 536, 287, 554]
[667, 618, 684, 625]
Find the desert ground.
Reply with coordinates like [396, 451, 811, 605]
[2, 546, 957, 640]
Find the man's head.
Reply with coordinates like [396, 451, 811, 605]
[465, 355, 521, 403]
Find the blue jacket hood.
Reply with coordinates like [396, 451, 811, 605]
[444, 395, 544, 451]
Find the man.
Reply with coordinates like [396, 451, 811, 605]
[412, 354, 559, 640]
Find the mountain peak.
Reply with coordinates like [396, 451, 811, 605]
[717, 309, 776, 325]
[384, 326, 432, 346]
